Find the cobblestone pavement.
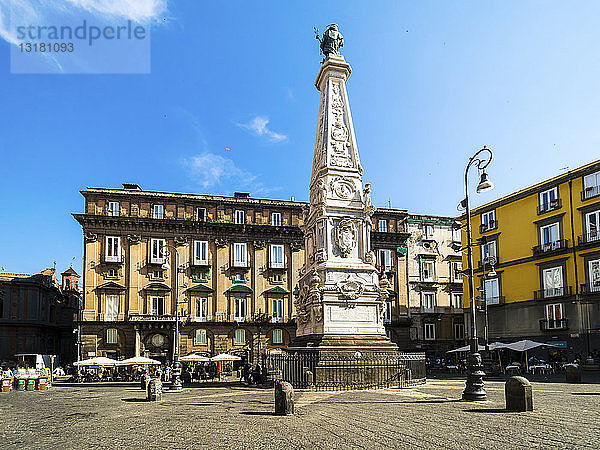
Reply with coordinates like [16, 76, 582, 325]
[1, 378, 599, 449]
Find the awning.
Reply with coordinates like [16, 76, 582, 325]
[116, 356, 161, 366]
[227, 284, 253, 294]
[263, 286, 290, 294]
[96, 281, 126, 291]
[73, 356, 118, 366]
[143, 282, 171, 292]
[186, 284, 215, 293]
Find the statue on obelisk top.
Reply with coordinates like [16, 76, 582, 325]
[315, 24, 344, 59]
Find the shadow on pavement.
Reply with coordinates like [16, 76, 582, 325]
[240, 411, 276, 416]
[464, 408, 509, 413]
[121, 398, 148, 403]
[571, 392, 600, 395]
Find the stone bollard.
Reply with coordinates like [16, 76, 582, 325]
[141, 374, 151, 391]
[147, 378, 163, 402]
[505, 376, 533, 412]
[274, 380, 294, 416]
[565, 365, 581, 383]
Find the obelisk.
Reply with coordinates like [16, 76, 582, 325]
[292, 24, 397, 354]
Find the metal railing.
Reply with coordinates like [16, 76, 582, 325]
[532, 239, 568, 255]
[582, 185, 600, 200]
[267, 352, 426, 391]
[578, 232, 600, 246]
[539, 318, 568, 331]
[537, 199, 562, 215]
[581, 283, 600, 294]
[479, 220, 498, 233]
[534, 286, 572, 300]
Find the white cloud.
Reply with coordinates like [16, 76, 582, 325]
[0, 0, 167, 45]
[237, 116, 288, 143]
[183, 152, 280, 196]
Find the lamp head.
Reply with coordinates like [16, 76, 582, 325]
[476, 171, 494, 193]
[488, 266, 497, 277]
[161, 261, 170, 271]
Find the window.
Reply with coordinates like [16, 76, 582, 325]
[424, 323, 435, 340]
[150, 296, 165, 316]
[105, 236, 121, 262]
[378, 249, 393, 272]
[194, 329, 207, 345]
[108, 201, 119, 217]
[545, 304, 564, 329]
[421, 260, 435, 281]
[234, 328, 246, 344]
[272, 274, 283, 283]
[384, 301, 392, 324]
[196, 207, 207, 221]
[542, 267, 563, 298]
[235, 210, 245, 224]
[481, 210, 496, 231]
[540, 222, 560, 251]
[484, 278, 500, 304]
[106, 268, 118, 278]
[424, 225, 434, 239]
[454, 323, 465, 340]
[539, 187, 559, 212]
[270, 244, 285, 268]
[193, 240, 209, 265]
[272, 329, 283, 344]
[150, 238, 166, 264]
[585, 210, 600, 243]
[272, 298, 283, 322]
[451, 293, 463, 309]
[105, 295, 119, 321]
[452, 227, 461, 243]
[233, 243, 248, 267]
[451, 261, 462, 282]
[195, 297, 207, 320]
[423, 293, 436, 310]
[106, 328, 118, 344]
[271, 212, 282, 226]
[481, 240, 497, 265]
[583, 170, 600, 199]
[588, 259, 600, 292]
[234, 297, 247, 321]
[378, 219, 388, 232]
[153, 204, 164, 219]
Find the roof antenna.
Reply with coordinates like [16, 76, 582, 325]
[387, 198, 392, 209]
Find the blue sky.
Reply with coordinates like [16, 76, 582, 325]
[2, 1, 600, 276]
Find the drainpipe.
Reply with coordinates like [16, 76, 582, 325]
[569, 179, 579, 293]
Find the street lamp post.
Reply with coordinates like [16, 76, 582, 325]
[462, 146, 494, 402]
[163, 243, 183, 391]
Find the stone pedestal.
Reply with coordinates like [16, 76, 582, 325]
[274, 380, 294, 415]
[505, 376, 533, 412]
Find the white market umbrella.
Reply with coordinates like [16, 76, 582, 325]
[488, 342, 508, 350]
[73, 356, 118, 367]
[447, 344, 486, 353]
[180, 354, 211, 363]
[503, 340, 559, 372]
[211, 353, 242, 362]
[117, 356, 161, 366]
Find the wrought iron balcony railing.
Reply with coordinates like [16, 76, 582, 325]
[539, 318, 568, 331]
[580, 283, 600, 294]
[582, 185, 600, 201]
[532, 239, 568, 256]
[537, 198, 562, 215]
[479, 220, 498, 233]
[578, 232, 600, 246]
[534, 286, 572, 300]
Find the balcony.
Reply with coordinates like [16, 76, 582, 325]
[231, 260, 250, 269]
[534, 286, 573, 300]
[582, 185, 600, 201]
[191, 258, 211, 267]
[539, 318, 568, 331]
[537, 198, 562, 215]
[532, 239, 568, 256]
[148, 257, 167, 266]
[479, 220, 498, 234]
[128, 313, 175, 322]
[101, 254, 124, 264]
[476, 296, 505, 307]
[580, 283, 600, 295]
[268, 261, 287, 270]
[578, 232, 600, 247]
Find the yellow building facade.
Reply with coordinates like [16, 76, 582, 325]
[463, 159, 600, 355]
